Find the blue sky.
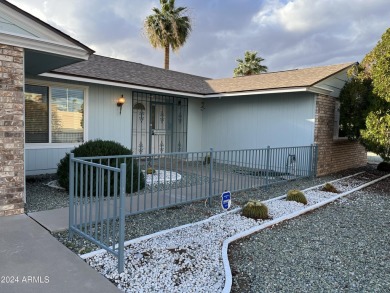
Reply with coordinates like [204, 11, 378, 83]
[8, 0, 390, 78]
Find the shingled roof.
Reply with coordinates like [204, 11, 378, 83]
[51, 55, 354, 96]
[207, 62, 355, 94]
[52, 55, 213, 94]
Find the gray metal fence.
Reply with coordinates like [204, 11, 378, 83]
[69, 144, 317, 272]
[68, 154, 126, 272]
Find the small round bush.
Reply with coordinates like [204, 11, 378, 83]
[322, 183, 339, 193]
[377, 161, 390, 172]
[57, 139, 145, 193]
[286, 189, 307, 205]
[242, 200, 269, 220]
[146, 167, 156, 175]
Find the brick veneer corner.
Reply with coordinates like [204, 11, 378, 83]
[314, 94, 367, 176]
[0, 44, 25, 216]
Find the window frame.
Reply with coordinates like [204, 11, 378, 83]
[25, 79, 89, 149]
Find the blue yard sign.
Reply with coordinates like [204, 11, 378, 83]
[221, 191, 231, 210]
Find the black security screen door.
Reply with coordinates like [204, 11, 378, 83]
[132, 91, 188, 155]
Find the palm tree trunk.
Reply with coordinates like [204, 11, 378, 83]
[164, 45, 170, 70]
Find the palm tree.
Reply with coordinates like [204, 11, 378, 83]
[144, 0, 192, 70]
[233, 51, 268, 77]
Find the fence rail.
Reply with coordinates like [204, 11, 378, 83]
[69, 144, 318, 272]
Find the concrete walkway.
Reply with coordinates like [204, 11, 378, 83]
[0, 214, 119, 293]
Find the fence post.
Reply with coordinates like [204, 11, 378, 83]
[313, 144, 318, 178]
[265, 146, 270, 188]
[308, 144, 314, 178]
[68, 153, 75, 240]
[208, 148, 214, 207]
[118, 163, 126, 274]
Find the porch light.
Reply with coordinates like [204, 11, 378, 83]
[117, 95, 125, 114]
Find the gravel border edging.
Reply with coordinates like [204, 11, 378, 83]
[221, 172, 390, 293]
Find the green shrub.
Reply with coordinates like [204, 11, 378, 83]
[322, 183, 339, 193]
[203, 155, 211, 165]
[57, 139, 145, 193]
[377, 161, 390, 172]
[242, 200, 269, 220]
[146, 167, 156, 175]
[286, 189, 307, 205]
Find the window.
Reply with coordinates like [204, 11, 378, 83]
[25, 84, 85, 144]
[25, 85, 49, 143]
[333, 100, 347, 139]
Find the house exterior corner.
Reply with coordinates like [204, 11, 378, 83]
[0, 44, 25, 216]
[314, 94, 367, 176]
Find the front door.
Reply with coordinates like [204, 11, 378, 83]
[149, 102, 173, 154]
[132, 91, 188, 155]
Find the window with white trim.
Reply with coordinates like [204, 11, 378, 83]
[25, 84, 85, 144]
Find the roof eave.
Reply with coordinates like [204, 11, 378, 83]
[40, 72, 206, 97]
[0, 0, 94, 55]
[1, 32, 91, 60]
[41, 71, 335, 98]
[203, 87, 331, 98]
[309, 62, 357, 87]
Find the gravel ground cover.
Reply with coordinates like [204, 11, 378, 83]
[26, 174, 69, 212]
[230, 175, 390, 293]
[80, 170, 386, 292]
[26, 165, 388, 292]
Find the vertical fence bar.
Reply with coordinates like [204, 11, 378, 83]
[308, 144, 313, 178]
[313, 144, 318, 178]
[79, 164, 84, 231]
[89, 165, 93, 235]
[106, 170, 111, 245]
[74, 162, 79, 227]
[94, 167, 99, 241]
[68, 153, 75, 240]
[113, 171, 118, 248]
[265, 146, 270, 188]
[118, 163, 126, 274]
[208, 148, 214, 207]
[84, 164, 88, 233]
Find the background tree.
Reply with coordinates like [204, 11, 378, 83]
[144, 0, 192, 70]
[339, 28, 390, 161]
[233, 51, 268, 77]
[360, 28, 390, 102]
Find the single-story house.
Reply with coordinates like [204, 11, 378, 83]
[0, 0, 366, 216]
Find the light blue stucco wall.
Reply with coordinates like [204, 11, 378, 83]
[186, 98, 203, 152]
[201, 92, 316, 151]
[25, 77, 315, 174]
[87, 84, 132, 146]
